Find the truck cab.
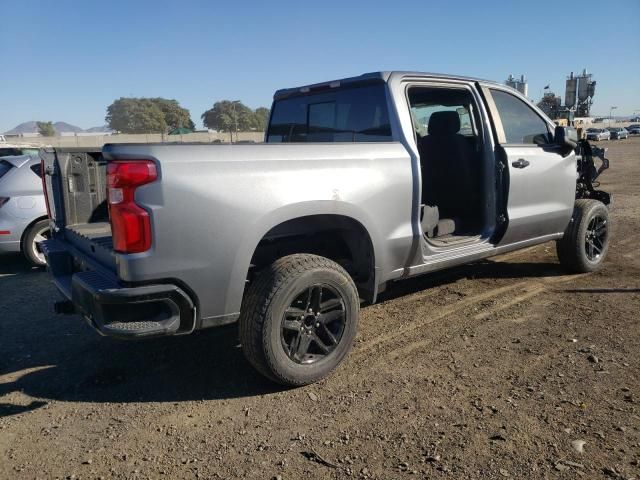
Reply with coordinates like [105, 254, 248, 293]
[267, 72, 579, 260]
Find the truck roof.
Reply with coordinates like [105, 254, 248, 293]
[273, 71, 498, 100]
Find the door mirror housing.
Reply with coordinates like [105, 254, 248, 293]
[555, 125, 578, 149]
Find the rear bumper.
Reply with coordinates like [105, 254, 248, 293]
[0, 216, 24, 251]
[43, 238, 196, 339]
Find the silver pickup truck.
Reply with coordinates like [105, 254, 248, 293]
[42, 71, 611, 386]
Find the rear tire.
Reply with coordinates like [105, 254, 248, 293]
[556, 199, 610, 273]
[22, 219, 50, 267]
[239, 254, 359, 386]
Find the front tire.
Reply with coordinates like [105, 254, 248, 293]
[239, 254, 359, 386]
[556, 199, 610, 273]
[22, 219, 50, 267]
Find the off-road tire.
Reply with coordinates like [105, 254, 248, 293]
[556, 199, 610, 273]
[239, 254, 359, 386]
[22, 219, 50, 267]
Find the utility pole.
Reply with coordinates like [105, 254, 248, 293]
[609, 106, 617, 127]
[231, 100, 241, 143]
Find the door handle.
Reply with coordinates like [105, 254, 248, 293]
[512, 158, 530, 169]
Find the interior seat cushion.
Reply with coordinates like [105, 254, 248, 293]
[420, 204, 456, 238]
[418, 111, 476, 219]
[436, 218, 456, 237]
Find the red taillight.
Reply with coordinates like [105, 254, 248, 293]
[40, 159, 52, 219]
[107, 160, 157, 253]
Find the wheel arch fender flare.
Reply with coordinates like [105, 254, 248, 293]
[20, 215, 49, 249]
[224, 200, 384, 314]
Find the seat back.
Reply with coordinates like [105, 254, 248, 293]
[418, 111, 474, 216]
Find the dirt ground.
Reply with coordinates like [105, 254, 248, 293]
[1, 138, 639, 480]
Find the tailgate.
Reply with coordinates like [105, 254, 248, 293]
[41, 147, 116, 270]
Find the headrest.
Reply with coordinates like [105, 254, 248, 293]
[428, 111, 461, 135]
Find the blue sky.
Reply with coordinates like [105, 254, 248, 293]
[1, 0, 638, 132]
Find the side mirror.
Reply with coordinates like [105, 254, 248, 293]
[555, 125, 578, 149]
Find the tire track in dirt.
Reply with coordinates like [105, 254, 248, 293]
[355, 271, 581, 365]
[615, 233, 640, 247]
[355, 280, 530, 357]
[472, 282, 547, 321]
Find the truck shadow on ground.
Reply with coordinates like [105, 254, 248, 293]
[377, 258, 567, 303]
[0, 323, 282, 418]
[0, 255, 569, 417]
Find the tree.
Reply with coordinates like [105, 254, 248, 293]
[201, 100, 255, 134]
[106, 98, 165, 133]
[37, 121, 55, 137]
[152, 98, 195, 131]
[105, 97, 194, 133]
[251, 107, 270, 131]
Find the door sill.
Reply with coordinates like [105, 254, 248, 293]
[425, 233, 483, 248]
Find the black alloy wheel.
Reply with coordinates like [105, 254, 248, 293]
[584, 215, 608, 262]
[280, 284, 346, 364]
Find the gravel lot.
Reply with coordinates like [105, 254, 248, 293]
[1, 138, 639, 480]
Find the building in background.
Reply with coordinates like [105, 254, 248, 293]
[505, 74, 528, 97]
[535, 68, 596, 124]
[574, 69, 596, 118]
[537, 91, 563, 119]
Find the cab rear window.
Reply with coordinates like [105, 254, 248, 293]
[267, 84, 392, 143]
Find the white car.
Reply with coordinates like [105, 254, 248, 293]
[0, 155, 49, 266]
[586, 128, 611, 141]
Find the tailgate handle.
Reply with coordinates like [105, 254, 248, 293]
[512, 158, 530, 169]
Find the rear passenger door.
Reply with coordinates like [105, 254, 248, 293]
[484, 87, 576, 245]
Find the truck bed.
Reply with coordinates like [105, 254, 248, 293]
[44, 141, 414, 324]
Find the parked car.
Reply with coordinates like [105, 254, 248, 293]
[586, 128, 611, 141]
[41, 72, 612, 386]
[0, 155, 50, 266]
[626, 124, 640, 135]
[607, 127, 629, 140]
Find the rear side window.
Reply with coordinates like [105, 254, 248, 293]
[490, 89, 552, 145]
[267, 84, 392, 143]
[0, 160, 12, 178]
